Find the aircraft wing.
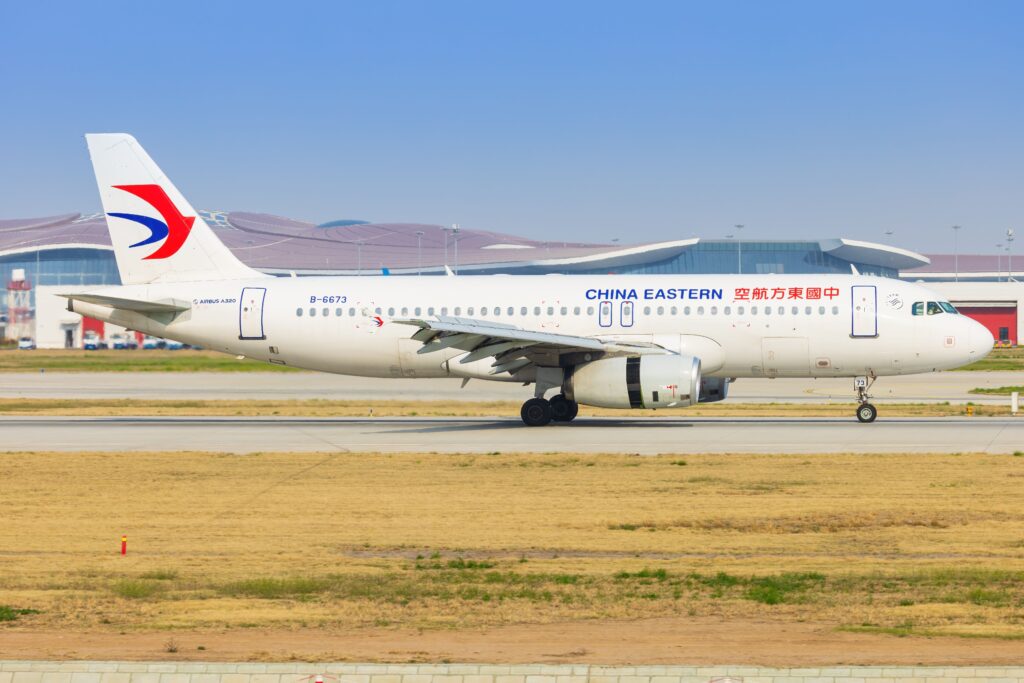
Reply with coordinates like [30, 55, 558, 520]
[392, 315, 667, 376]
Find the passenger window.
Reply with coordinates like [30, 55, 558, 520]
[414, 307, 421, 316]
[832, 306, 839, 315]
[724, 306, 731, 315]
[791, 306, 798, 315]
[521, 307, 527, 315]
[454, 307, 461, 316]
[912, 302, 924, 316]
[804, 306, 811, 315]
[778, 306, 784, 315]
[751, 306, 758, 315]
[818, 306, 825, 315]
[401, 307, 408, 316]
[479, 307, 486, 316]
[349, 307, 356, 316]
[644, 306, 652, 315]
[573, 306, 580, 315]
[764, 306, 771, 316]
[657, 306, 665, 315]
[336, 308, 343, 316]
[296, 307, 303, 317]
[309, 307, 316, 317]
[927, 301, 943, 315]
[375, 307, 382, 315]
[684, 306, 691, 315]
[440, 307, 448, 315]
[534, 306, 541, 315]
[467, 307, 474, 316]
[671, 306, 678, 315]
[428, 307, 435, 315]
[738, 306, 745, 315]
[507, 307, 514, 316]
[697, 306, 705, 315]
[586, 306, 594, 315]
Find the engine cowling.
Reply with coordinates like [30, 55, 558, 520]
[564, 354, 701, 409]
[698, 376, 730, 403]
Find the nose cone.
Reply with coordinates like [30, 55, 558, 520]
[966, 318, 995, 362]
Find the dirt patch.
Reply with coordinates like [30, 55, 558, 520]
[2, 617, 1023, 665]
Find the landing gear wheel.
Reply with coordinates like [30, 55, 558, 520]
[856, 403, 877, 423]
[549, 394, 579, 422]
[521, 398, 553, 427]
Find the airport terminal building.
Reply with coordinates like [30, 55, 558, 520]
[2, 210, 1020, 346]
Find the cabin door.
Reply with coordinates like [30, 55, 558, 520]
[851, 285, 878, 338]
[239, 287, 267, 340]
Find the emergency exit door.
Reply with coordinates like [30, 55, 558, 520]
[851, 285, 877, 338]
[239, 287, 267, 340]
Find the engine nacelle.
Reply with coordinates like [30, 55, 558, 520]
[698, 376, 730, 403]
[564, 354, 701, 409]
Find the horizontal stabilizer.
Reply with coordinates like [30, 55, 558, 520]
[60, 292, 191, 313]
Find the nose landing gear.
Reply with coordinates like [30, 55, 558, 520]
[855, 375, 877, 423]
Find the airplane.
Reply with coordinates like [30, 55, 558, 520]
[64, 134, 994, 426]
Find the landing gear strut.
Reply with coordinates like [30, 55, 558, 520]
[855, 375, 877, 423]
[549, 394, 579, 422]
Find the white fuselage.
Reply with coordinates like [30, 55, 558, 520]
[72, 273, 992, 383]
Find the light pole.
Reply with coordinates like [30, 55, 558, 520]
[451, 224, 460, 275]
[952, 225, 961, 282]
[415, 230, 424, 276]
[995, 244, 1002, 281]
[1008, 228, 1016, 282]
[734, 224, 745, 274]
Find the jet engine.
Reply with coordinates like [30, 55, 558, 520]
[697, 376, 730, 403]
[563, 354, 701, 409]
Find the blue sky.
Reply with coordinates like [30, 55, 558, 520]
[1, 1, 1021, 253]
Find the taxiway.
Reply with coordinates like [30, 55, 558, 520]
[1, 415, 1020, 454]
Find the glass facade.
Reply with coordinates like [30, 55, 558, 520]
[0, 248, 120, 315]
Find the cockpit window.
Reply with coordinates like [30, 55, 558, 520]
[939, 301, 958, 314]
[912, 302, 924, 316]
[927, 301, 943, 315]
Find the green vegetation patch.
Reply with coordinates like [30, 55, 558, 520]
[969, 385, 1024, 395]
[954, 347, 1024, 372]
[0, 349, 300, 373]
[0, 606, 40, 622]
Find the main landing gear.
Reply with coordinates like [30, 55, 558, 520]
[520, 394, 579, 427]
[855, 375, 877, 423]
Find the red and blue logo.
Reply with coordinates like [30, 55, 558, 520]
[107, 184, 195, 260]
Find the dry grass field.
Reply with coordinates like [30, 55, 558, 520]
[1, 449, 1023, 650]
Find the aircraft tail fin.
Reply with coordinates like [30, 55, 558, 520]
[85, 133, 265, 284]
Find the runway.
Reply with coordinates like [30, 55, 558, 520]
[2, 415, 1021, 454]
